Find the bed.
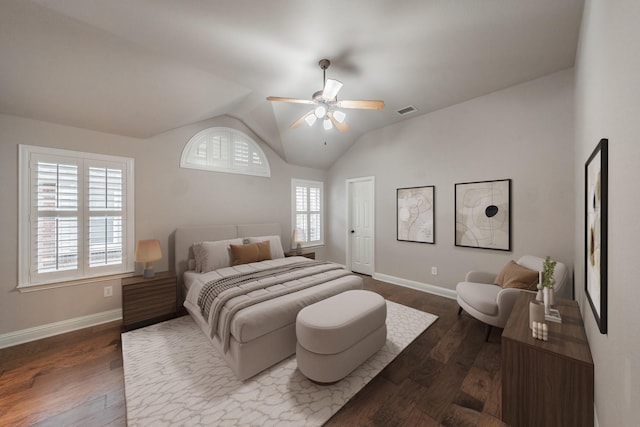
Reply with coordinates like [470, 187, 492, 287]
[174, 223, 363, 380]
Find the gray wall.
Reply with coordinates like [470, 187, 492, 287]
[574, 0, 640, 425]
[327, 70, 575, 295]
[0, 114, 325, 335]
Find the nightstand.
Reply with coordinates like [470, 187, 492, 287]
[284, 250, 316, 260]
[121, 271, 177, 330]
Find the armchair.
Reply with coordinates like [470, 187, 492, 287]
[456, 255, 568, 340]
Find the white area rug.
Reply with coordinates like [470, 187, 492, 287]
[122, 300, 437, 426]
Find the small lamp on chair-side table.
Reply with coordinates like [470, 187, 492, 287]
[135, 239, 163, 278]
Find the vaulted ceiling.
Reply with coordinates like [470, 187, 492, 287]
[0, 0, 584, 169]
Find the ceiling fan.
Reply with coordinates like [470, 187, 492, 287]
[267, 59, 384, 132]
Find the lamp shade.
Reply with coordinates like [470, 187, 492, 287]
[135, 240, 162, 263]
[135, 240, 162, 278]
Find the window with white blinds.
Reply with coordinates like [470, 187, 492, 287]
[18, 145, 134, 288]
[291, 179, 324, 247]
[180, 127, 270, 177]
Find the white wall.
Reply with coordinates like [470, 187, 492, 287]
[0, 114, 325, 335]
[574, 0, 640, 425]
[327, 70, 575, 295]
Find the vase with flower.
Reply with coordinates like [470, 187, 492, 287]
[539, 256, 557, 314]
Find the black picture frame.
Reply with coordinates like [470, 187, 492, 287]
[585, 138, 608, 334]
[454, 179, 511, 251]
[397, 186, 435, 244]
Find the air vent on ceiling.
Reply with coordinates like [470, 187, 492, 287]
[396, 105, 417, 116]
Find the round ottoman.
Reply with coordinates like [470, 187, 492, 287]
[295, 289, 387, 383]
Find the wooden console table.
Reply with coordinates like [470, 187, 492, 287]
[502, 292, 594, 427]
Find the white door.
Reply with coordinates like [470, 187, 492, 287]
[347, 177, 375, 275]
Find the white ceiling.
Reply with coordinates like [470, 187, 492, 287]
[0, 0, 584, 169]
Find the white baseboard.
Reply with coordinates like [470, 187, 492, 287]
[373, 273, 457, 300]
[0, 308, 122, 349]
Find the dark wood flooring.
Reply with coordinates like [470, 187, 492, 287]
[0, 276, 506, 426]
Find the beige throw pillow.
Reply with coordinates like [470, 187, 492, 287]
[494, 260, 539, 290]
[230, 241, 272, 265]
[194, 238, 243, 273]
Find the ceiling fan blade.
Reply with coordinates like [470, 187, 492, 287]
[328, 111, 350, 132]
[322, 79, 343, 100]
[336, 99, 385, 110]
[290, 111, 314, 128]
[267, 96, 315, 105]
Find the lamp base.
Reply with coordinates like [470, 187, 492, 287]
[143, 268, 155, 278]
[296, 243, 302, 254]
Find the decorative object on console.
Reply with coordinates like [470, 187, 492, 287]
[545, 308, 562, 323]
[541, 255, 557, 311]
[397, 186, 435, 244]
[134, 239, 162, 278]
[531, 321, 548, 341]
[292, 228, 305, 253]
[585, 138, 608, 334]
[529, 299, 544, 329]
[455, 179, 511, 251]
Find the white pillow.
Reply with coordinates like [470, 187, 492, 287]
[247, 235, 285, 259]
[193, 238, 243, 273]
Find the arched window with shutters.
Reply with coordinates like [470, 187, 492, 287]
[180, 127, 271, 177]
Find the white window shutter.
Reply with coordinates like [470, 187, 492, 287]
[291, 179, 324, 247]
[180, 127, 270, 177]
[19, 145, 134, 289]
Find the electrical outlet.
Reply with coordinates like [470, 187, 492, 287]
[431, 267, 438, 276]
[104, 286, 113, 297]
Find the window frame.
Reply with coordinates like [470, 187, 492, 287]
[291, 178, 324, 248]
[18, 145, 135, 290]
[180, 127, 271, 177]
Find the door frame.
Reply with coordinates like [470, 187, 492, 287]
[346, 176, 375, 274]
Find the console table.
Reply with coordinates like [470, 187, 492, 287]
[502, 292, 594, 427]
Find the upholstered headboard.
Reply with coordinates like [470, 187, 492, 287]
[173, 223, 282, 297]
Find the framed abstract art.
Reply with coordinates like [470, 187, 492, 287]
[397, 186, 435, 244]
[585, 138, 608, 334]
[455, 179, 511, 251]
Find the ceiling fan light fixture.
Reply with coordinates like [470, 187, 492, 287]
[332, 110, 346, 123]
[314, 105, 327, 118]
[305, 114, 318, 126]
[322, 78, 343, 100]
[269, 58, 385, 133]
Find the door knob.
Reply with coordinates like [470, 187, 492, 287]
[351, 230, 355, 233]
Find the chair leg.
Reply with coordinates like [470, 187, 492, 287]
[457, 306, 463, 316]
[484, 324, 492, 342]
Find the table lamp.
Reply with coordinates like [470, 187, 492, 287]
[292, 228, 306, 254]
[135, 239, 162, 278]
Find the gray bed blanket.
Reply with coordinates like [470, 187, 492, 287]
[197, 260, 352, 352]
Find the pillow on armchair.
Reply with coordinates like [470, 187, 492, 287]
[494, 260, 539, 290]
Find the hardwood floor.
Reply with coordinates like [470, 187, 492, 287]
[0, 277, 506, 426]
